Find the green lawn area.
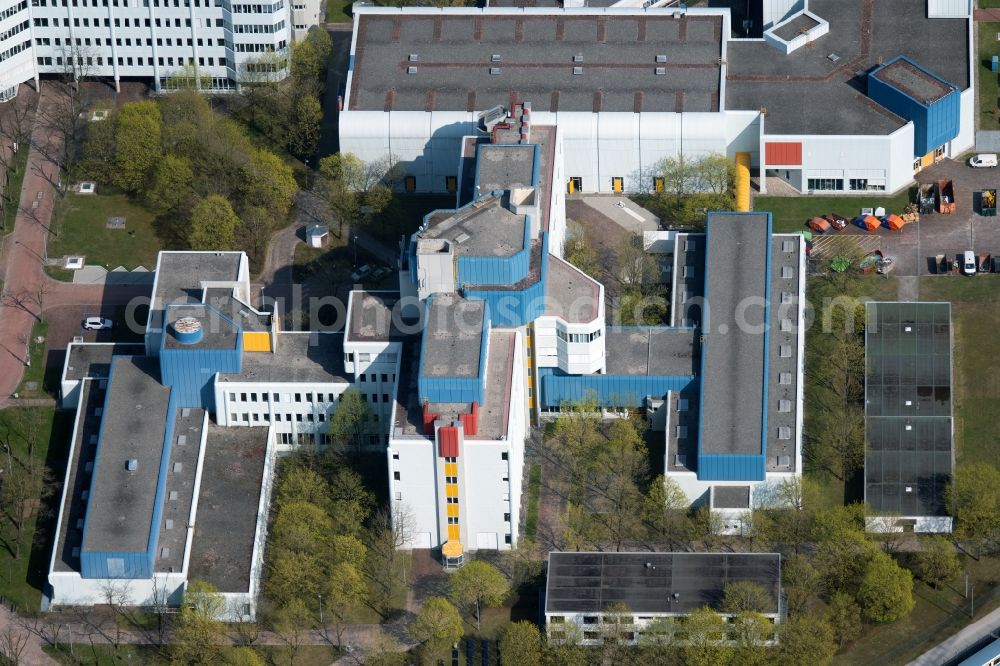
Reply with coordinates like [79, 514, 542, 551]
[523, 464, 541, 540]
[15, 319, 60, 399]
[46, 643, 342, 665]
[367, 194, 456, 248]
[2, 149, 29, 232]
[324, 0, 353, 23]
[48, 193, 163, 272]
[978, 23, 1000, 129]
[981, 0, 1000, 7]
[0, 407, 74, 614]
[754, 191, 915, 234]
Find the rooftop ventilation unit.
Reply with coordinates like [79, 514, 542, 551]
[489, 67, 501, 75]
[491, 54, 501, 62]
[655, 67, 666, 75]
[407, 66, 417, 75]
[573, 54, 584, 63]
[572, 66, 583, 75]
[408, 53, 418, 62]
[655, 54, 667, 63]
[455, 232, 471, 244]
[827, 53, 840, 63]
[126, 458, 138, 472]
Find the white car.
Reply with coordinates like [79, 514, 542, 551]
[962, 251, 977, 276]
[83, 317, 113, 330]
[969, 154, 998, 168]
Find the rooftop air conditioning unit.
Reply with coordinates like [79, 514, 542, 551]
[573, 54, 584, 62]
[655, 67, 666, 75]
[407, 66, 417, 75]
[408, 53, 418, 62]
[572, 66, 583, 75]
[490, 67, 501, 75]
[656, 54, 667, 63]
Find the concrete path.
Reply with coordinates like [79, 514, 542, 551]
[897, 275, 919, 302]
[908, 604, 1000, 666]
[0, 605, 60, 665]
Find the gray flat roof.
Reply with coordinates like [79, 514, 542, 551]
[221, 333, 350, 384]
[163, 304, 240, 351]
[712, 485, 751, 509]
[872, 58, 954, 105]
[155, 406, 204, 573]
[476, 144, 536, 193]
[421, 295, 484, 378]
[699, 213, 769, 457]
[545, 552, 781, 615]
[770, 12, 819, 42]
[766, 235, 802, 473]
[203, 288, 271, 333]
[865, 302, 953, 517]
[152, 252, 243, 313]
[544, 255, 600, 324]
[348, 291, 410, 342]
[350, 13, 723, 113]
[605, 327, 697, 377]
[189, 424, 268, 592]
[63, 343, 145, 382]
[726, 0, 969, 135]
[420, 196, 527, 258]
[83, 357, 170, 555]
[671, 233, 706, 327]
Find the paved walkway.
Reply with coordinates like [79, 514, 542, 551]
[974, 8, 1000, 20]
[908, 604, 1000, 665]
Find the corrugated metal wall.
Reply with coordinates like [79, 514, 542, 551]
[698, 454, 767, 481]
[159, 344, 242, 410]
[868, 59, 960, 157]
[457, 221, 532, 286]
[464, 233, 550, 327]
[538, 368, 695, 408]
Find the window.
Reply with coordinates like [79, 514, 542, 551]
[807, 178, 843, 191]
[446, 476, 457, 484]
[501, 452, 508, 461]
[677, 398, 689, 411]
[392, 452, 399, 460]
[393, 471, 400, 480]
[447, 496, 458, 504]
[583, 616, 599, 625]
[404, 176, 416, 193]
[504, 512, 510, 522]
[381, 374, 389, 382]
[505, 534, 512, 544]
[447, 516, 459, 524]
[685, 239, 696, 251]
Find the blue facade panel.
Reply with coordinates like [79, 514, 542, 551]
[457, 220, 532, 286]
[465, 233, 549, 328]
[867, 56, 960, 157]
[539, 368, 696, 408]
[159, 344, 241, 410]
[698, 454, 767, 482]
[80, 550, 154, 579]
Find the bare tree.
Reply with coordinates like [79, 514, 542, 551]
[149, 575, 173, 644]
[229, 598, 260, 646]
[363, 504, 415, 618]
[1, 292, 41, 322]
[99, 579, 134, 649]
[0, 624, 29, 665]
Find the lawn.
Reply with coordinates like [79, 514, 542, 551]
[978, 23, 1000, 129]
[0, 407, 74, 614]
[754, 191, 915, 234]
[367, 194, 456, 248]
[523, 464, 541, 540]
[14, 319, 60, 399]
[324, 0, 353, 23]
[48, 193, 163, 272]
[45, 643, 343, 665]
[2, 149, 29, 232]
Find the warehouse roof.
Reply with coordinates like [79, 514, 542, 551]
[865, 302, 953, 518]
[726, 0, 969, 135]
[699, 213, 770, 457]
[349, 11, 723, 113]
[545, 552, 781, 615]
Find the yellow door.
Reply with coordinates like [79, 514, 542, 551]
[612, 177, 623, 193]
[654, 177, 664, 193]
[920, 151, 935, 169]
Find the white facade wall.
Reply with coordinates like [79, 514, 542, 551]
[534, 315, 605, 375]
[288, 0, 317, 41]
[387, 438, 438, 549]
[0, 0, 35, 99]
[546, 608, 780, 646]
[547, 124, 567, 255]
[759, 0, 803, 29]
[952, 87, 975, 157]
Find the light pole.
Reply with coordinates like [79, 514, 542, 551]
[317, 593, 324, 625]
[352, 234, 358, 268]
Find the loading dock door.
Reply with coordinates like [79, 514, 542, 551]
[568, 177, 582, 194]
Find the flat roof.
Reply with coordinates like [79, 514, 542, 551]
[421, 295, 485, 379]
[221, 332, 350, 384]
[699, 213, 770, 457]
[770, 12, 820, 42]
[189, 424, 268, 592]
[349, 12, 723, 113]
[545, 552, 781, 615]
[347, 291, 410, 342]
[671, 232, 706, 327]
[544, 255, 601, 324]
[865, 302, 953, 517]
[872, 58, 955, 105]
[420, 196, 527, 258]
[163, 304, 240, 351]
[712, 485, 751, 509]
[726, 0, 969, 135]
[83, 357, 171, 555]
[155, 406, 204, 573]
[766, 235, 803, 473]
[476, 144, 537, 193]
[203, 288, 271, 333]
[605, 327, 697, 377]
[152, 252, 243, 313]
[63, 343, 145, 382]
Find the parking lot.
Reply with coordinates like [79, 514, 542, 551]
[829, 159, 1000, 277]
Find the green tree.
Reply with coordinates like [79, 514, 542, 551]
[80, 111, 119, 184]
[240, 149, 297, 219]
[643, 474, 693, 548]
[498, 621, 542, 666]
[722, 580, 773, 614]
[592, 418, 649, 550]
[857, 552, 915, 623]
[224, 647, 265, 666]
[826, 591, 862, 648]
[170, 580, 225, 666]
[408, 597, 464, 664]
[775, 613, 836, 666]
[911, 536, 962, 589]
[782, 554, 819, 616]
[328, 468, 375, 536]
[732, 611, 771, 666]
[947, 463, 1000, 542]
[287, 94, 323, 159]
[237, 206, 274, 271]
[326, 560, 368, 644]
[291, 28, 332, 90]
[114, 101, 162, 193]
[272, 500, 333, 554]
[681, 607, 732, 666]
[318, 152, 396, 236]
[563, 225, 601, 278]
[189, 195, 238, 250]
[273, 598, 314, 665]
[448, 560, 509, 630]
[813, 527, 878, 595]
[327, 389, 372, 453]
[147, 154, 194, 216]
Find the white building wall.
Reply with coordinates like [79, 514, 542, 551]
[289, 0, 319, 41]
[388, 437, 438, 549]
[760, 0, 803, 29]
[951, 87, 975, 157]
[547, 124, 567, 256]
[0, 0, 35, 99]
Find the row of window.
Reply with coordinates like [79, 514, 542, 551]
[808, 178, 888, 192]
[37, 15, 212, 28]
[0, 21, 30, 43]
[555, 328, 602, 344]
[233, 20, 283, 32]
[39, 35, 228, 48]
[228, 390, 393, 406]
[0, 39, 30, 65]
[0, 0, 27, 20]
[33, 0, 224, 6]
[40, 53, 232, 67]
[232, 0, 283, 11]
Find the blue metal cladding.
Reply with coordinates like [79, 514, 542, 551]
[699, 454, 767, 482]
[538, 368, 697, 408]
[159, 343, 241, 410]
[867, 56, 960, 157]
[465, 233, 549, 327]
[416, 298, 489, 405]
[457, 219, 532, 286]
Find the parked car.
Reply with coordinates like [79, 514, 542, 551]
[969, 153, 998, 168]
[83, 317, 113, 330]
[823, 213, 848, 230]
[370, 266, 392, 281]
[962, 251, 977, 276]
[350, 264, 371, 282]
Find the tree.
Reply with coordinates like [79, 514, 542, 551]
[616, 232, 656, 290]
[448, 560, 509, 630]
[163, 62, 214, 91]
[813, 527, 878, 595]
[732, 612, 771, 666]
[364, 505, 414, 618]
[722, 581, 773, 614]
[563, 225, 602, 279]
[240, 149, 298, 219]
[857, 552, 915, 623]
[114, 101, 162, 193]
[947, 463, 1000, 543]
[643, 474, 693, 548]
[273, 598, 314, 665]
[590, 418, 649, 550]
[826, 591, 862, 648]
[236, 206, 273, 271]
[291, 28, 333, 90]
[287, 94, 323, 159]
[775, 613, 836, 666]
[147, 154, 195, 216]
[189, 195, 238, 250]
[224, 647, 265, 666]
[326, 561, 368, 645]
[318, 153, 396, 236]
[1, 451, 45, 560]
[408, 597, 463, 664]
[327, 389, 372, 453]
[272, 500, 333, 555]
[170, 580, 225, 666]
[79, 110, 119, 185]
[498, 621, 542, 666]
[911, 536, 962, 589]
[681, 607, 732, 666]
[782, 554, 819, 616]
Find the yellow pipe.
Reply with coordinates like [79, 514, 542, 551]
[735, 152, 751, 212]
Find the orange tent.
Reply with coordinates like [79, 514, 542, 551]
[857, 215, 880, 232]
[884, 214, 908, 232]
